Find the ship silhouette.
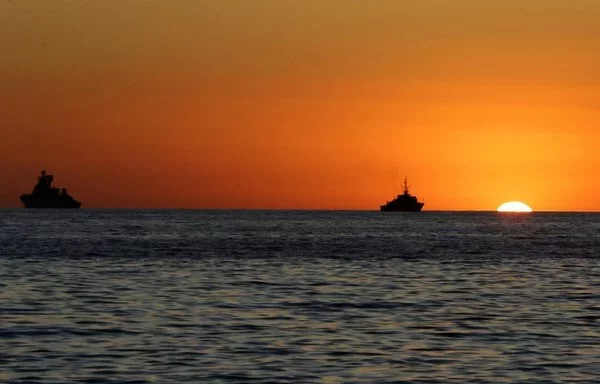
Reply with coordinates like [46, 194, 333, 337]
[380, 178, 424, 212]
[20, 170, 82, 208]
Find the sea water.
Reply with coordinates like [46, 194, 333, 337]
[1, 210, 600, 383]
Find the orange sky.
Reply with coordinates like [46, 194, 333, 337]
[1, 1, 599, 210]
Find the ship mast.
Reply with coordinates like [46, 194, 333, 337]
[403, 177, 409, 195]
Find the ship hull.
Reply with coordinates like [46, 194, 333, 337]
[380, 202, 424, 212]
[20, 194, 81, 209]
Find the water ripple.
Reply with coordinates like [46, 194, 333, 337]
[1, 210, 600, 382]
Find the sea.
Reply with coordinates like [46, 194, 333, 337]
[1, 210, 600, 383]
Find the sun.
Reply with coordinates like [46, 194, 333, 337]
[497, 201, 533, 213]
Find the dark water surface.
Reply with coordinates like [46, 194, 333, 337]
[2, 210, 600, 383]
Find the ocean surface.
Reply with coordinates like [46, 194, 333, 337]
[1, 210, 600, 383]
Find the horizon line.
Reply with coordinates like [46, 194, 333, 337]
[1, 208, 599, 213]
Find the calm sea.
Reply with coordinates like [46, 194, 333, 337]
[2, 210, 600, 383]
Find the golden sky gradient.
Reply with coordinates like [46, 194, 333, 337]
[2, 1, 599, 210]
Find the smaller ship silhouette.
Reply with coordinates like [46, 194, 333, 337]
[380, 177, 424, 212]
[20, 170, 82, 209]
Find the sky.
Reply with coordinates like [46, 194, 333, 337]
[1, 1, 599, 210]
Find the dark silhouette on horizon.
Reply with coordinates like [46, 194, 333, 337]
[20, 170, 81, 208]
[380, 177, 424, 212]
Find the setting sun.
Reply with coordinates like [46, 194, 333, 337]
[497, 201, 533, 213]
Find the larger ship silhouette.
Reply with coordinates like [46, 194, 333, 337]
[380, 178, 424, 212]
[20, 170, 82, 208]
